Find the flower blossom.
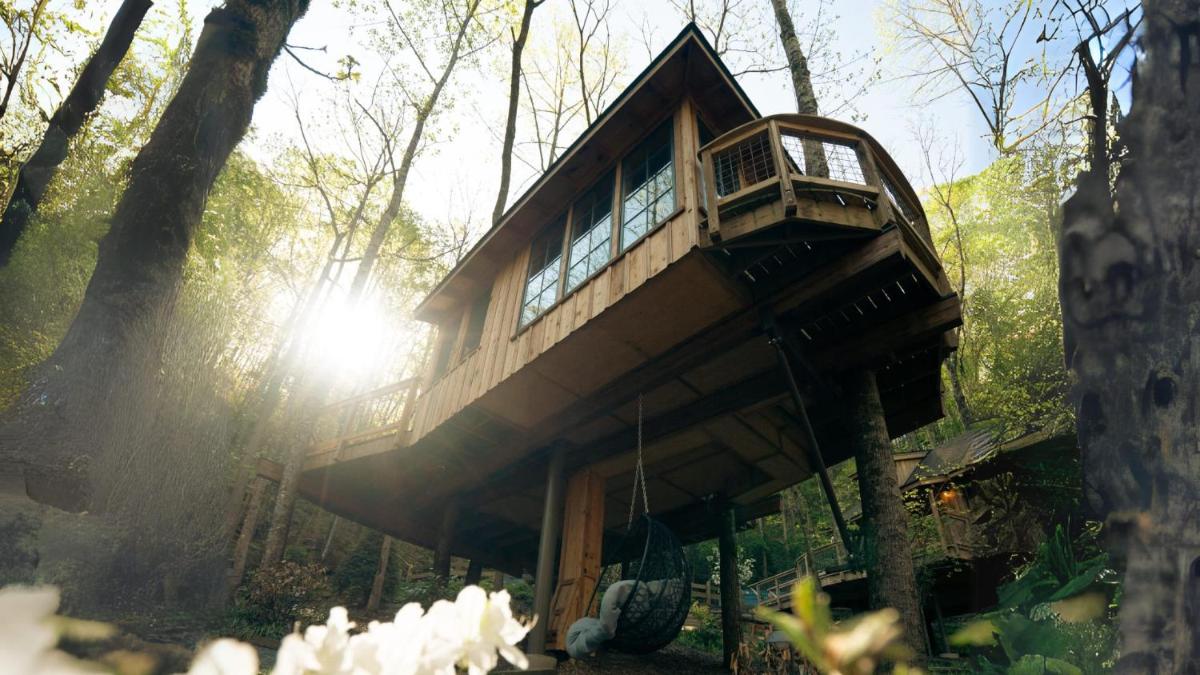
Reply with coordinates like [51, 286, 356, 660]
[0, 585, 102, 675]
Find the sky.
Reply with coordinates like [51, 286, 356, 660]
[235, 0, 1004, 237]
[34, 0, 1131, 248]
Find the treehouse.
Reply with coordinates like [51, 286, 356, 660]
[258, 24, 960, 654]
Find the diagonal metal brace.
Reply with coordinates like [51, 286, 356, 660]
[761, 309, 855, 558]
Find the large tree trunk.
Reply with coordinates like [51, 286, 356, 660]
[767, 0, 818, 116]
[0, 0, 154, 266]
[844, 369, 926, 659]
[0, 0, 310, 511]
[490, 0, 539, 226]
[1058, 1, 1200, 668]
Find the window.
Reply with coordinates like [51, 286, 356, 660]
[432, 322, 457, 378]
[461, 290, 490, 355]
[520, 216, 566, 327]
[620, 120, 675, 251]
[566, 173, 614, 291]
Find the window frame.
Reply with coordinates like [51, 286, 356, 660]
[564, 170, 616, 293]
[518, 213, 568, 330]
[513, 109, 683, 337]
[618, 119, 677, 253]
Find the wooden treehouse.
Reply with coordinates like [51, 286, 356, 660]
[258, 25, 960, 654]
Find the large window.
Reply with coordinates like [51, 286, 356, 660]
[520, 216, 566, 327]
[566, 173, 614, 291]
[620, 121, 674, 251]
[461, 290, 490, 355]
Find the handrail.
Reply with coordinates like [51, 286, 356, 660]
[698, 114, 931, 251]
[308, 376, 422, 456]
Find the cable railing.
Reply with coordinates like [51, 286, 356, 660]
[699, 114, 931, 250]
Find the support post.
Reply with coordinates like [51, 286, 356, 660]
[764, 315, 854, 554]
[718, 503, 742, 670]
[528, 446, 567, 655]
[845, 368, 926, 659]
[465, 559, 483, 586]
[433, 500, 460, 583]
[226, 476, 267, 598]
[367, 535, 392, 611]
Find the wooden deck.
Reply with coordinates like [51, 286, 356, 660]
[269, 110, 959, 576]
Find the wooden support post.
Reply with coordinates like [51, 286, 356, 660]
[491, 569, 505, 590]
[433, 500, 460, 583]
[529, 446, 567, 655]
[548, 469, 606, 650]
[718, 504, 741, 670]
[845, 369, 926, 659]
[227, 476, 267, 598]
[367, 535, 392, 611]
[465, 559, 483, 586]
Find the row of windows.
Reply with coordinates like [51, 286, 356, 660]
[520, 120, 676, 328]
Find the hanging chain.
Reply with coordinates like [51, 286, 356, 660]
[627, 393, 650, 528]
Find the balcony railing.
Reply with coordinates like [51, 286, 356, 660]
[307, 377, 422, 460]
[699, 114, 932, 248]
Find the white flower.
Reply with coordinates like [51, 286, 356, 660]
[273, 607, 357, 675]
[188, 639, 259, 675]
[447, 587, 532, 675]
[0, 586, 99, 675]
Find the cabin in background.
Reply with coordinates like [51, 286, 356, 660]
[253, 24, 961, 658]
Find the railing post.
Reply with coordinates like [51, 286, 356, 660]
[856, 142, 892, 229]
[767, 120, 797, 216]
[700, 147, 722, 243]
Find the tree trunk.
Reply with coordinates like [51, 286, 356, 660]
[946, 352, 973, 426]
[366, 535, 392, 611]
[348, 0, 479, 300]
[227, 476, 267, 596]
[844, 369, 926, 659]
[0, 0, 310, 511]
[433, 499, 460, 582]
[1058, 1, 1200, 668]
[717, 504, 741, 669]
[464, 558, 483, 586]
[490, 0, 539, 226]
[0, 0, 154, 266]
[767, 0, 818, 116]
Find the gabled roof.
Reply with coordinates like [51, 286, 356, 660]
[414, 23, 760, 322]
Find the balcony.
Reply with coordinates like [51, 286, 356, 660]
[699, 114, 933, 253]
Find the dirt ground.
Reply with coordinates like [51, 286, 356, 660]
[556, 644, 727, 674]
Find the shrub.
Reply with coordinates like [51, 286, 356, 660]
[675, 602, 721, 653]
[231, 561, 332, 639]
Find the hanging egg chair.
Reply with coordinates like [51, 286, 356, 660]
[565, 394, 691, 657]
[601, 514, 692, 653]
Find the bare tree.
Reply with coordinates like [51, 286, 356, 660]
[0, 0, 48, 123]
[0, 0, 154, 266]
[347, 0, 486, 301]
[491, 0, 543, 225]
[915, 123, 973, 425]
[519, 29, 585, 172]
[568, 0, 621, 126]
[768, 0, 818, 115]
[1057, 0, 1199, 667]
[885, 0, 1069, 154]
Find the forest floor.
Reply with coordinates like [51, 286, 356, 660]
[556, 643, 726, 674]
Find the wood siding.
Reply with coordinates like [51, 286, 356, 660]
[409, 100, 705, 442]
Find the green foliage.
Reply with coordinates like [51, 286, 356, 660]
[674, 602, 721, 654]
[231, 561, 332, 639]
[757, 577, 917, 675]
[924, 150, 1075, 437]
[950, 525, 1118, 672]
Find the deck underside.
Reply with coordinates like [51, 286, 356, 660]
[285, 218, 959, 574]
